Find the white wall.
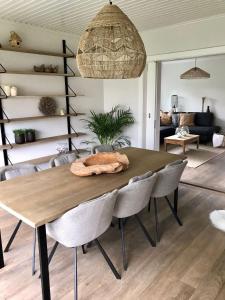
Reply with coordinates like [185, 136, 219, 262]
[141, 14, 225, 56]
[0, 20, 104, 166]
[160, 55, 225, 130]
[103, 78, 142, 147]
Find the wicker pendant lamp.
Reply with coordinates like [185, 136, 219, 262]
[180, 58, 210, 79]
[77, 1, 146, 79]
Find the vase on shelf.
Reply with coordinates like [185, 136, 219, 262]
[206, 106, 210, 113]
[13, 129, 25, 144]
[25, 129, 36, 143]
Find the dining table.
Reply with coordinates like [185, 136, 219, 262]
[0, 147, 185, 300]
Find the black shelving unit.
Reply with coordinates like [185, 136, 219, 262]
[0, 40, 84, 166]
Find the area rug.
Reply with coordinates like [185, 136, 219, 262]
[164, 144, 225, 168]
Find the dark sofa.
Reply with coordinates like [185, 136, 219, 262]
[160, 112, 220, 144]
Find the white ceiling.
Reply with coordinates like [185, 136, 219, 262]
[0, 0, 225, 34]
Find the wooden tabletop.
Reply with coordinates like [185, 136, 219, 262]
[0, 147, 185, 228]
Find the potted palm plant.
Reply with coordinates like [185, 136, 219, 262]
[83, 105, 135, 148]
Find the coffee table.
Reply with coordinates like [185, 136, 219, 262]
[164, 134, 200, 154]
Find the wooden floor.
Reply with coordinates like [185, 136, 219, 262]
[182, 151, 225, 193]
[1, 181, 225, 300]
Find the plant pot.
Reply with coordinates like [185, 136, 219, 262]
[25, 131, 36, 143]
[14, 133, 25, 144]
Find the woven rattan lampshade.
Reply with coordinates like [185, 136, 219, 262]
[77, 3, 146, 79]
[180, 59, 210, 79]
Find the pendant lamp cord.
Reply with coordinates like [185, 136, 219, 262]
[195, 58, 197, 69]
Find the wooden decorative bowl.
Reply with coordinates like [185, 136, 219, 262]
[70, 152, 129, 177]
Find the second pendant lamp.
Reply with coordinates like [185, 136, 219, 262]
[76, 1, 146, 79]
[180, 58, 210, 79]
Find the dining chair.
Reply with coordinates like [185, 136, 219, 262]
[150, 159, 187, 242]
[92, 144, 114, 154]
[49, 152, 77, 168]
[113, 172, 158, 271]
[0, 163, 38, 275]
[46, 190, 120, 300]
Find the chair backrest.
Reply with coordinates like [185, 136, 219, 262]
[46, 190, 118, 248]
[128, 170, 153, 184]
[113, 173, 158, 219]
[0, 163, 38, 181]
[92, 144, 114, 154]
[151, 160, 187, 198]
[49, 153, 76, 168]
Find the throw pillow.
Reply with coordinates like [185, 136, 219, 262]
[179, 113, 195, 126]
[160, 111, 172, 126]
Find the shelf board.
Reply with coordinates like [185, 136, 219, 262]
[0, 132, 86, 150]
[0, 46, 75, 58]
[0, 71, 76, 77]
[18, 149, 90, 166]
[0, 113, 85, 123]
[4, 94, 84, 99]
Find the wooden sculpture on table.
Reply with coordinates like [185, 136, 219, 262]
[9, 31, 22, 47]
[70, 152, 129, 176]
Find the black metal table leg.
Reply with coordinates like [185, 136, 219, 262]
[174, 187, 178, 214]
[37, 225, 51, 300]
[0, 230, 4, 268]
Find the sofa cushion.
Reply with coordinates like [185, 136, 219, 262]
[189, 126, 215, 136]
[195, 112, 214, 127]
[160, 111, 172, 125]
[179, 113, 195, 126]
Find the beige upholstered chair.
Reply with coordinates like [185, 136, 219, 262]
[46, 190, 120, 300]
[92, 144, 114, 154]
[113, 172, 158, 270]
[49, 152, 76, 168]
[150, 160, 187, 242]
[0, 164, 38, 275]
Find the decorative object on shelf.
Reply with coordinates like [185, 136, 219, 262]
[77, 1, 146, 79]
[2, 85, 11, 96]
[13, 129, 25, 144]
[56, 142, 69, 153]
[59, 108, 66, 116]
[83, 105, 135, 148]
[207, 105, 210, 113]
[9, 31, 22, 47]
[10, 86, 18, 96]
[25, 129, 36, 143]
[171, 95, 178, 112]
[70, 152, 129, 176]
[39, 97, 57, 115]
[180, 58, 210, 79]
[202, 96, 206, 112]
[33, 64, 59, 73]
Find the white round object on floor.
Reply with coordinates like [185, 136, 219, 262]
[209, 210, 225, 232]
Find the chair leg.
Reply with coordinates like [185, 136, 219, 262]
[74, 247, 78, 300]
[32, 229, 37, 275]
[119, 218, 128, 271]
[134, 215, 156, 247]
[148, 198, 152, 213]
[81, 245, 87, 254]
[4, 220, 22, 252]
[165, 196, 183, 226]
[153, 198, 160, 243]
[95, 239, 121, 280]
[174, 187, 178, 214]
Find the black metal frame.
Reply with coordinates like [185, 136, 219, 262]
[37, 225, 51, 300]
[0, 95, 9, 166]
[4, 220, 22, 252]
[0, 230, 4, 268]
